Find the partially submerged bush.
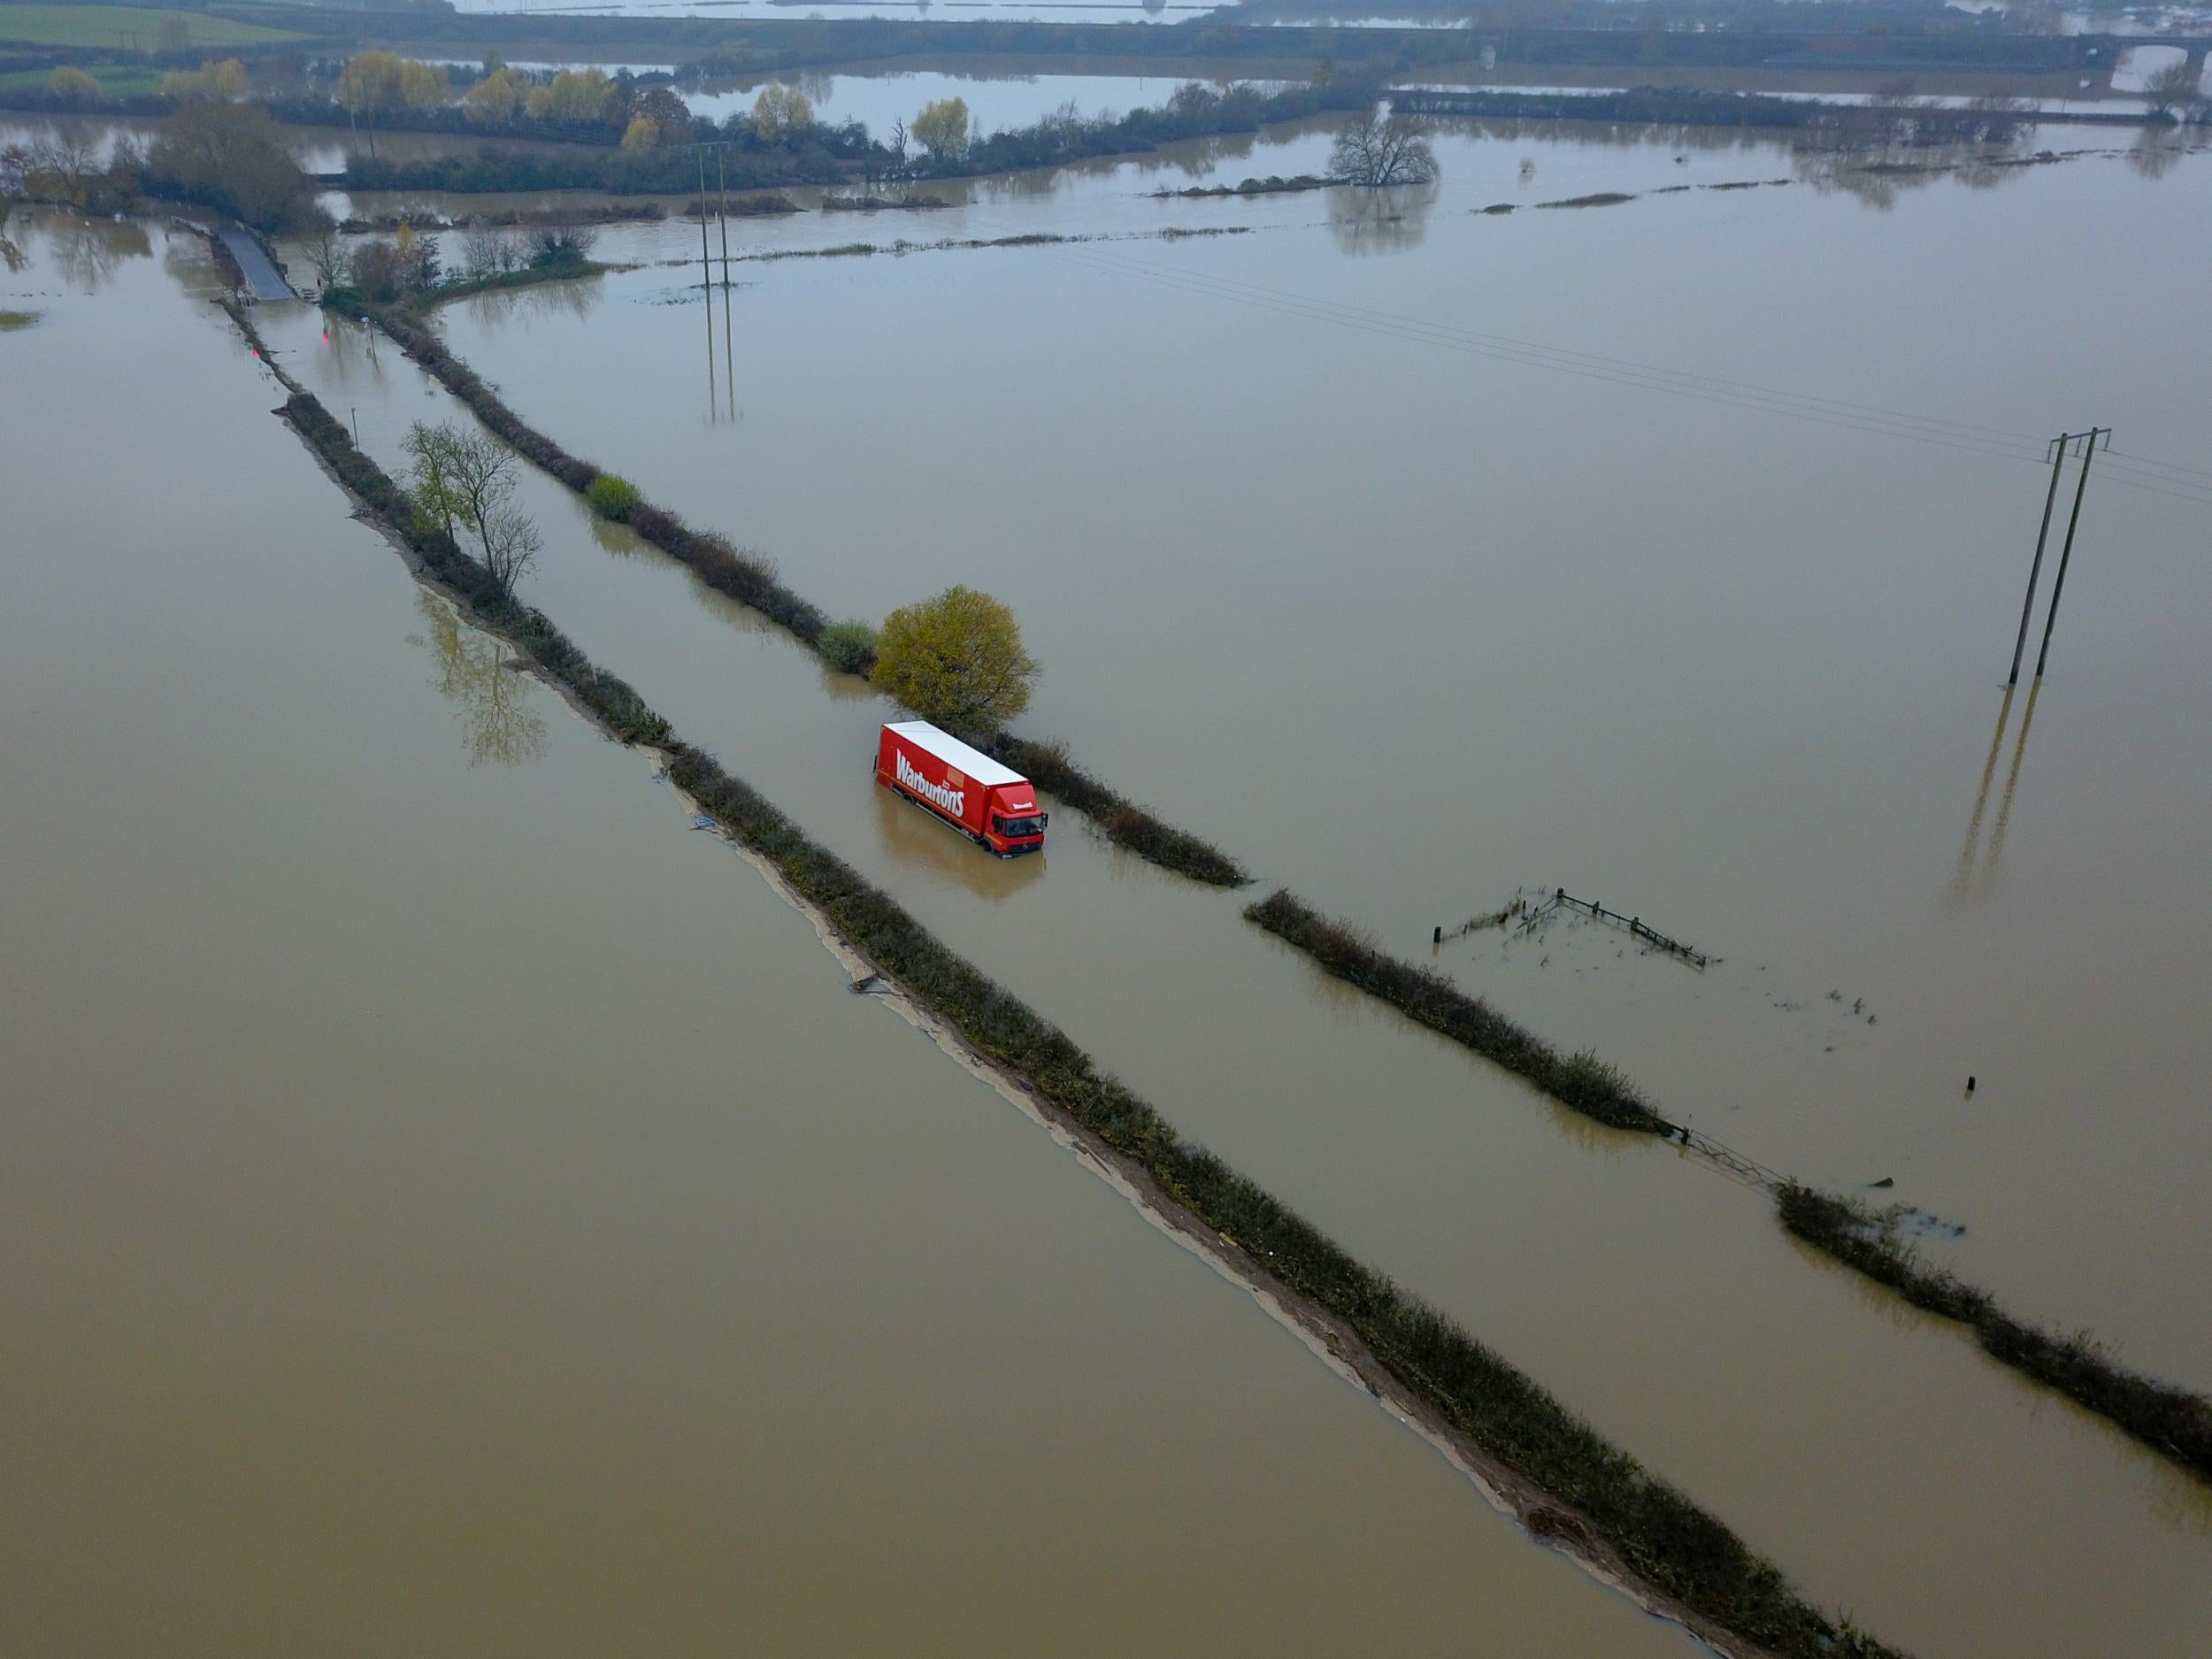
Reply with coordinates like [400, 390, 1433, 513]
[816, 618, 878, 674]
[586, 472, 640, 521]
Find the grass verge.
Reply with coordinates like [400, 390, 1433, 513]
[335, 295, 1248, 888]
[1778, 1184, 2212, 1479]
[239, 302, 1904, 1659]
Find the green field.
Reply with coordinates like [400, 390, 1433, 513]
[0, 59, 165, 91]
[0, 4, 300, 49]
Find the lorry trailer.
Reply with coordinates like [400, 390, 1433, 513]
[876, 721, 1048, 856]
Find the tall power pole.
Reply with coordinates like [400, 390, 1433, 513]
[2008, 434, 2070, 687]
[696, 147, 712, 295]
[2033, 426, 2108, 680]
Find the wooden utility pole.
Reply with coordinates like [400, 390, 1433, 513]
[716, 145, 733, 289]
[697, 148, 714, 292]
[2008, 434, 2070, 687]
[2033, 426, 2108, 680]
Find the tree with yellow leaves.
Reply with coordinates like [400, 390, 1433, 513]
[47, 67, 101, 107]
[464, 66, 530, 127]
[163, 58, 250, 103]
[911, 96, 970, 162]
[749, 83, 812, 141]
[335, 51, 404, 117]
[397, 59, 449, 111]
[870, 587, 1039, 737]
[527, 68, 614, 127]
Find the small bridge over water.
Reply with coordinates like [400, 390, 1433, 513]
[218, 227, 294, 303]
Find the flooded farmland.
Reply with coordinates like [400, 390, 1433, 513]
[248, 111, 2212, 1655]
[0, 212, 1704, 1655]
[9, 12, 2212, 1645]
[416, 112, 2212, 1387]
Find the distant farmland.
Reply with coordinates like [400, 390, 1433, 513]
[0, 4, 301, 49]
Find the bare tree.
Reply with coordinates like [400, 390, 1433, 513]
[300, 212, 348, 292]
[528, 208, 598, 267]
[1330, 109, 1439, 188]
[405, 420, 537, 595]
[29, 134, 102, 196]
[2143, 58, 2207, 120]
[480, 503, 541, 596]
[458, 224, 521, 280]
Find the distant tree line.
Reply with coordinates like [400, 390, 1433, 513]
[336, 78, 1348, 196]
[5, 102, 320, 232]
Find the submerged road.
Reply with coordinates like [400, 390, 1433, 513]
[218, 227, 293, 302]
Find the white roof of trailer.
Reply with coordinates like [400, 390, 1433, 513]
[886, 722, 1027, 788]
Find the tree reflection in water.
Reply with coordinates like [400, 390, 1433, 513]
[1329, 184, 1435, 256]
[411, 591, 548, 767]
[38, 211, 150, 290]
[2127, 134, 2185, 180]
[459, 274, 600, 333]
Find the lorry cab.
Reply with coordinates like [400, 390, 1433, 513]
[877, 721, 1048, 857]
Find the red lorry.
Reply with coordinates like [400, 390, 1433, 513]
[876, 721, 1048, 857]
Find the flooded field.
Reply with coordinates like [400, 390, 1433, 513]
[0, 210, 1704, 1656]
[255, 111, 2212, 1657]
[414, 103, 2212, 1385]
[0, 113, 578, 174]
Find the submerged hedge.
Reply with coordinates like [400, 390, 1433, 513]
[1248, 885, 2212, 1484]
[342, 297, 1248, 888]
[1246, 888, 1669, 1133]
[310, 291, 2212, 1490]
[261, 357, 1906, 1659]
[1779, 1185, 2212, 1480]
[997, 736, 1247, 889]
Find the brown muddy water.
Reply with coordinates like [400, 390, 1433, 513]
[0, 210, 1696, 1655]
[406, 114, 2212, 1382]
[258, 115, 2212, 1656]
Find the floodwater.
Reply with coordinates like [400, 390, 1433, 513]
[0, 209, 1699, 1655]
[0, 113, 577, 174]
[259, 109, 2212, 1656]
